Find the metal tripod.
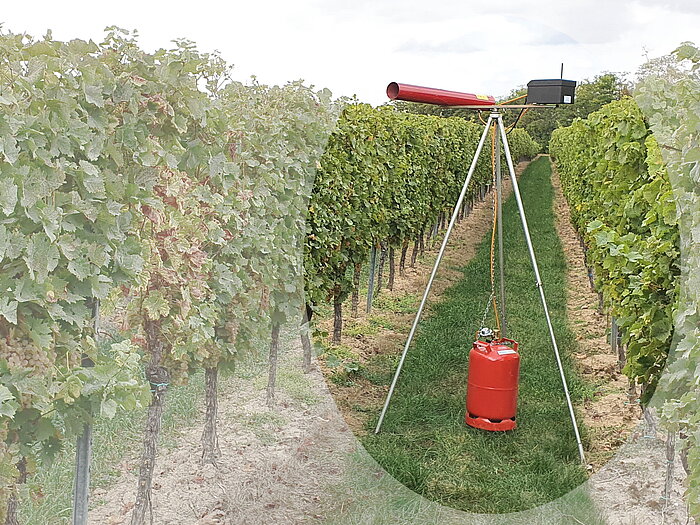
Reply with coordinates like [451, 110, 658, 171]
[373, 109, 586, 464]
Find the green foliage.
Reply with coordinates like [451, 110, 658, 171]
[216, 80, 339, 332]
[0, 26, 340, 517]
[0, 28, 171, 510]
[550, 97, 680, 398]
[305, 105, 539, 306]
[634, 42, 700, 519]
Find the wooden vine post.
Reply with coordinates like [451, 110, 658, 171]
[72, 299, 100, 525]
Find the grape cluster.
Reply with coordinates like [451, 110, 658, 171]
[0, 337, 54, 375]
[224, 319, 240, 342]
[165, 358, 190, 385]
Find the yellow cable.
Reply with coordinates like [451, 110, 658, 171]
[501, 94, 527, 105]
[490, 123, 501, 337]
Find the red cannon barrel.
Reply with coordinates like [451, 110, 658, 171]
[387, 82, 495, 106]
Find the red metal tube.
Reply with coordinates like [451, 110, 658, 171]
[387, 82, 495, 106]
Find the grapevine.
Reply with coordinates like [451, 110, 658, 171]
[305, 104, 539, 339]
[550, 97, 680, 398]
[634, 42, 700, 518]
[0, 25, 540, 522]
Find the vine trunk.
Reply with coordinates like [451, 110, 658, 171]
[399, 239, 408, 275]
[266, 322, 281, 407]
[332, 295, 343, 343]
[301, 306, 312, 374]
[201, 367, 221, 465]
[4, 457, 27, 525]
[351, 263, 361, 317]
[388, 247, 395, 291]
[131, 319, 170, 525]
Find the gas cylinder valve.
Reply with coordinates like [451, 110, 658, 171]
[477, 327, 495, 342]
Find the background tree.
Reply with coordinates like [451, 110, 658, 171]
[516, 72, 631, 150]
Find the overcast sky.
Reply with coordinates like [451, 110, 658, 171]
[2, 1, 698, 105]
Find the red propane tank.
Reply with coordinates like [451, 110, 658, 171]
[465, 338, 520, 431]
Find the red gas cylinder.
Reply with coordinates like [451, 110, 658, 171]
[465, 337, 520, 431]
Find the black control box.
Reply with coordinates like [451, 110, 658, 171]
[526, 79, 577, 104]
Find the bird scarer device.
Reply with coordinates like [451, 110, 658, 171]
[374, 77, 586, 464]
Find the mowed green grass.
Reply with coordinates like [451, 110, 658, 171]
[361, 157, 596, 514]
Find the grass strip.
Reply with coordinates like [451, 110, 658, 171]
[361, 157, 597, 514]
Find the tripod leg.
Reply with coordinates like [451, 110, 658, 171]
[496, 115, 586, 464]
[374, 115, 494, 434]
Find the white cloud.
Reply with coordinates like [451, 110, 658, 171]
[396, 35, 484, 55]
[634, 0, 700, 13]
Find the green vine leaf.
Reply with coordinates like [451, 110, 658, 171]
[0, 298, 18, 325]
[23, 235, 60, 284]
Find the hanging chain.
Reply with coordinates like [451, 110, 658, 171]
[481, 123, 501, 335]
[476, 123, 501, 334]
[472, 121, 503, 340]
[479, 290, 496, 329]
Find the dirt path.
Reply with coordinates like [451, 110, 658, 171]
[550, 162, 642, 468]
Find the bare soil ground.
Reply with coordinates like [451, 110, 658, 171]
[88, 348, 359, 525]
[88, 158, 693, 524]
[550, 165, 643, 469]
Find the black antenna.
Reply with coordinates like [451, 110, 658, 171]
[560, 63, 564, 79]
